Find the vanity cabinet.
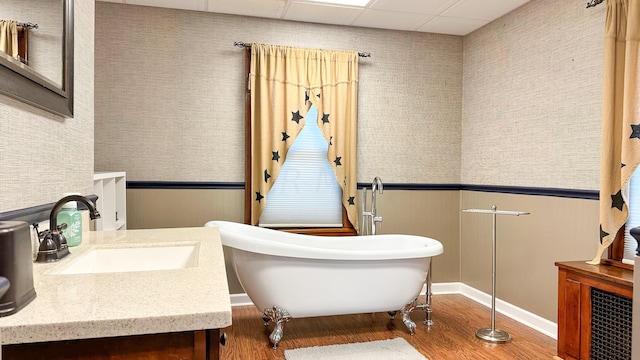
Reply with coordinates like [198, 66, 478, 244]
[556, 261, 633, 360]
[2, 329, 220, 360]
[93, 172, 126, 230]
[0, 228, 231, 360]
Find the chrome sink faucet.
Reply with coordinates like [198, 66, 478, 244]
[36, 195, 101, 263]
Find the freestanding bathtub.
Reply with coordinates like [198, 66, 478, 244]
[205, 220, 444, 348]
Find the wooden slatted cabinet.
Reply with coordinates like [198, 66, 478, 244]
[556, 261, 633, 360]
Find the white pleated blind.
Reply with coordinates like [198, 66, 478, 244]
[259, 106, 343, 227]
[623, 169, 640, 264]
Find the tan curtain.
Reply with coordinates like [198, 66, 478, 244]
[0, 20, 19, 59]
[249, 43, 360, 231]
[589, 0, 640, 264]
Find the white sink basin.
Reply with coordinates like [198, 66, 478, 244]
[58, 245, 199, 275]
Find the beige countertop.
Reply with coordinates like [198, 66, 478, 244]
[0, 227, 231, 345]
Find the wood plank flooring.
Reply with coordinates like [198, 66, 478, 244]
[220, 294, 557, 360]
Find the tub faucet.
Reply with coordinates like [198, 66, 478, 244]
[36, 195, 101, 263]
[370, 177, 383, 235]
[361, 177, 384, 235]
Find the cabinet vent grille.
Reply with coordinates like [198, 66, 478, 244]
[591, 287, 632, 360]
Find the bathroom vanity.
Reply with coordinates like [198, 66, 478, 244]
[0, 227, 231, 360]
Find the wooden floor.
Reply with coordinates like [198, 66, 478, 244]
[220, 294, 557, 359]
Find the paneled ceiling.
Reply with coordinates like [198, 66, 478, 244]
[98, 0, 531, 36]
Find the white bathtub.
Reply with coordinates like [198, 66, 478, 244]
[205, 220, 444, 348]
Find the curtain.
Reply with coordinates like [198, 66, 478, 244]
[0, 20, 19, 59]
[589, 0, 640, 264]
[248, 43, 360, 231]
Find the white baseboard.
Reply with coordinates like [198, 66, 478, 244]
[230, 293, 253, 307]
[229, 282, 557, 340]
[431, 282, 557, 340]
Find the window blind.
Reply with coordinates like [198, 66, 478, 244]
[259, 106, 343, 227]
[623, 169, 639, 264]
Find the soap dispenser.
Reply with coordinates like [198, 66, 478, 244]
[57, 194, 83, 247]
[0, 221, 36, 316]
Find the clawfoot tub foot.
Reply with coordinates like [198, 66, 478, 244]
[401, 298, 418, 335]
[263, 306, 292, 349]
[269, 324, 284, 349]
[387, 311, 397, 320]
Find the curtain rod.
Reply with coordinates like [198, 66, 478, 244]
[586, 0, 603, 8]
[234, 42, 371, 58]
[16, 22, 38, 29]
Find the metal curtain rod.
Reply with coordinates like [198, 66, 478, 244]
[16, 22, 38, 29]
[586, 0, 604, 8]
[234, 41, 371, 58]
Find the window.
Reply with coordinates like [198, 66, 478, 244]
[259, 105, 343, 227]
[622, 169, 639, 264]
[243, 44, 360, 236]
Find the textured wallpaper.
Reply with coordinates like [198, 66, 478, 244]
[94, 3, 463, 184]
[0, 0, 95, 213]
[95, 1, 604, 190]
[461, 0, 605, 190]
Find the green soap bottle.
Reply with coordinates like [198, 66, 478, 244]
[57, 199, 83, 247]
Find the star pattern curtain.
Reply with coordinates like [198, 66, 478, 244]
[0, 20, 19, 59]
[589, 0, 640, 264]
[248, 43, 360, 231]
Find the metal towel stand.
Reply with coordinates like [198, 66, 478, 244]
[462, 205, 529, 343]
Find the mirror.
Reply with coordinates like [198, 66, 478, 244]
[0, 0, 73, 117]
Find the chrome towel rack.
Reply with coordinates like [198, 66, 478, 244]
[462, 205, 530, 343]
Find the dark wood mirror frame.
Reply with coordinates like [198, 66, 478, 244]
[0, 0, 73, 117]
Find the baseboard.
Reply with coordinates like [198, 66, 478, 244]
[433, 283, 557, 340]
[229, 282, 557, 340]
[230, 293, 253, 307]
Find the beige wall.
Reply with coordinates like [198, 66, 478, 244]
[461, 0, 604, 189]
[372, 190, 460, 283]
[100, 0, 608, 326]
[127, 189, 598, 322]
[127, 189, 244, 229]
[94, 2, 463, 184]
[127, 188, 246, 293]
[127, 188, 460, 294]
[458, 0, 605, 322]
[0, 0, 611, 330]
[461, 191, 599, 321]
[128, 186, 599, 322]
[0, 0, 95, 212]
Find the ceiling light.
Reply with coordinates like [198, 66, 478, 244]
[306, 0, 371, 7]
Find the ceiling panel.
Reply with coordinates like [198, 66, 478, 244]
[125, 0, 208, 12]
[369, 0, 457, 15]
[285, 2, 363, 27]
[208, 0, 286, 18]
[97, 0, 533, 36]
[441, 0, 531, 21]
[352, 9, 433, 31]
[418, 16, 488, 36]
